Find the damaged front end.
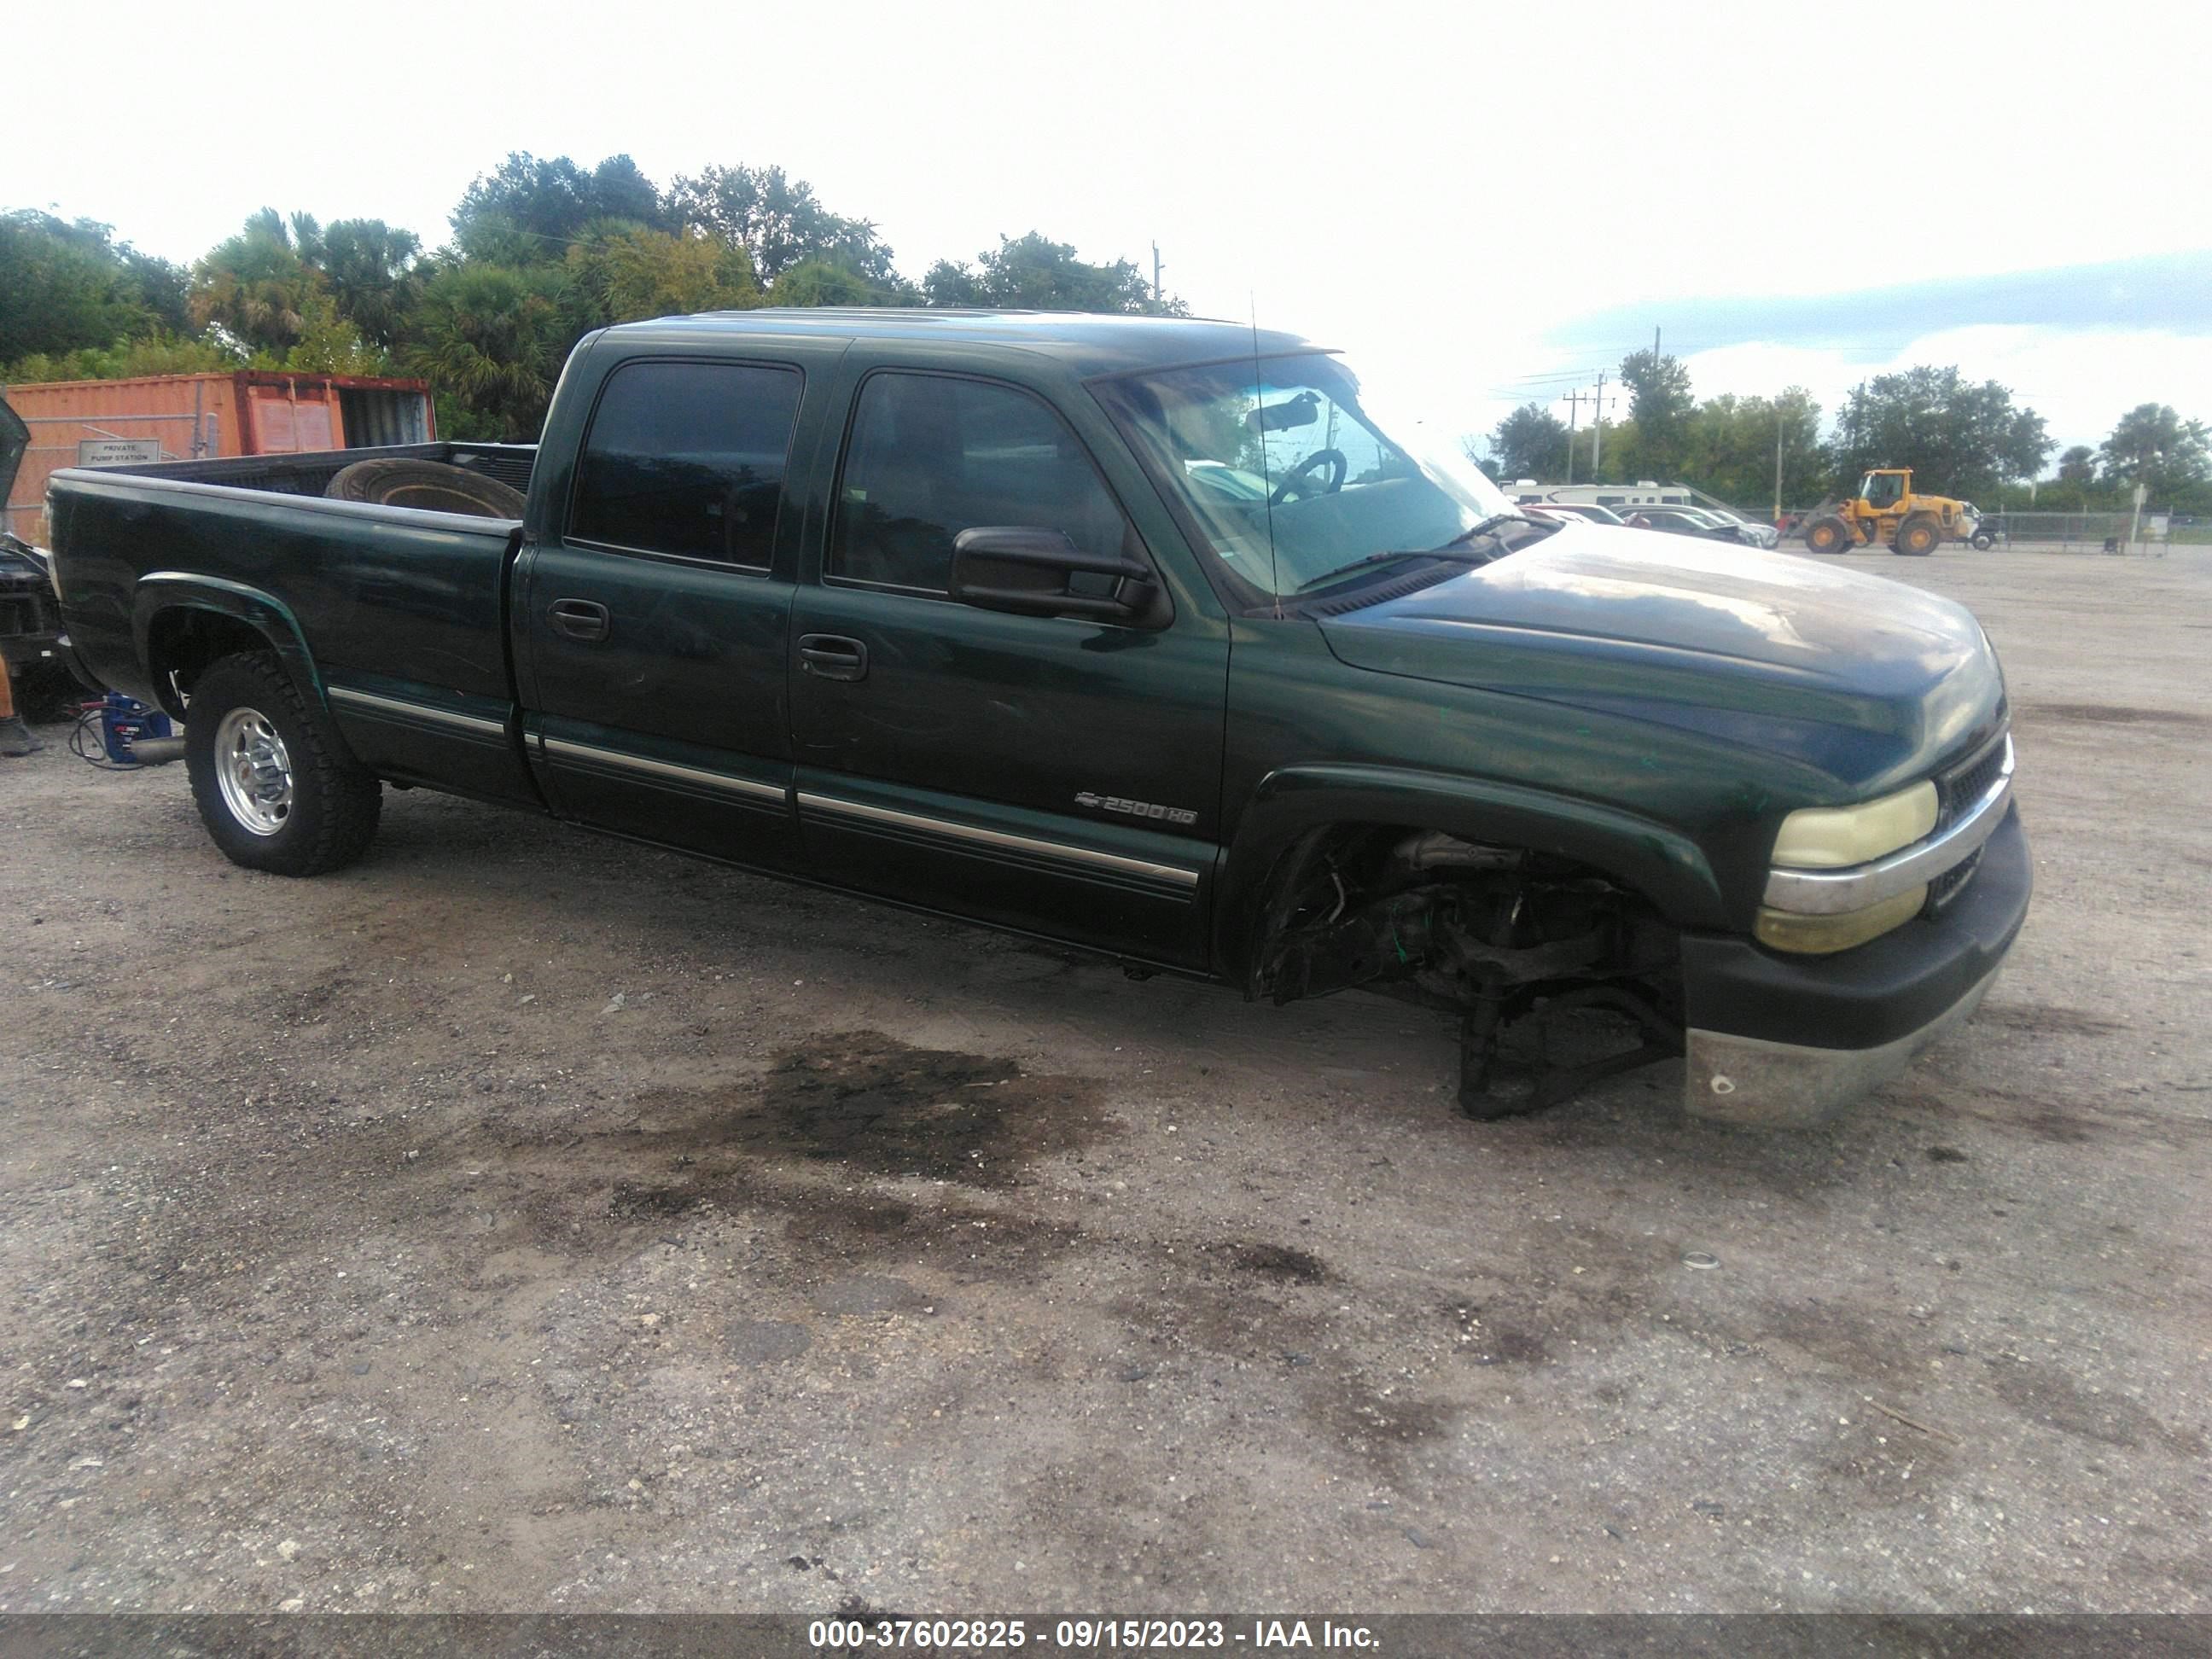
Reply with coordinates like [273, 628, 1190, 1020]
[1251, 828, 1684, 1117]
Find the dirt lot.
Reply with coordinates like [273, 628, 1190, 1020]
[1, 548, 2206, 1615]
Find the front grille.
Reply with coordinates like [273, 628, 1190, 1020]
[1936, 728, 2010, 830]
[1924, 725, 2011, 912]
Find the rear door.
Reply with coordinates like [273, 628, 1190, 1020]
[515, 346, 833, 870]
[787, 362, 1229, 969]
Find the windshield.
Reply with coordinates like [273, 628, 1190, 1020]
[1096, 352, 1513, 598]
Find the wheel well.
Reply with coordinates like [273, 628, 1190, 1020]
[1245, 820, 1679, 1007]
[1243, 821, 1690, 1116]
[145, 608, 282, 711]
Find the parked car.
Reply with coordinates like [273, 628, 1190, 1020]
[0, 400, 67, 690]
[1694, 504, 1782, 549]
[1621, 506, 1767, 548]
[48, 309, 2026, 1129]
[1522, 502, 1631, 527]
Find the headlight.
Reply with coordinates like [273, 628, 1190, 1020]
[1758, 779, 1940, 953]
[1770, 780, 1937, 869]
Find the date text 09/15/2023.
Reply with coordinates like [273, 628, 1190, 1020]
[806, 1618, 1380, 1650]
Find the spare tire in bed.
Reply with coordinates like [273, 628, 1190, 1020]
[324, 458, 527, 518]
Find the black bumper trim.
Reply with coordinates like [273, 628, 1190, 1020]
[1681, 804, 2030, 1051]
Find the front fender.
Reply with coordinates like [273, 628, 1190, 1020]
[1212, 762, 1726, 985]
[131, 573, 325, 720]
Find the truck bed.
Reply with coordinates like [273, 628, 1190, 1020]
[48, 441, 544, 806]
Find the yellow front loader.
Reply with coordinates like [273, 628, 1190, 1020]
[1800, 469, 1980, 557]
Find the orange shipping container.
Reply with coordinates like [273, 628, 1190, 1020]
[2, 370, 433, 543]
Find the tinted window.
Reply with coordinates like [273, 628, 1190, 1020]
[571, 361, 802, 566]
[831, 373, 1133, 592]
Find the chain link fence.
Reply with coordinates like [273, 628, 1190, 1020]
[1974, 511, 2174, 554]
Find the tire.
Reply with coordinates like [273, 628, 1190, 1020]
[1803, 515, 1853, 554]
[1970, 531, 1994, 551]
[325, 457, 527, 518]
[185, 651, 381, 876]
[1895, 513, 1943, 556]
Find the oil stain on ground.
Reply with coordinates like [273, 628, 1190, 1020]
[744, 1031, 1110, 1185]
[615, 1030, 1114, 1188]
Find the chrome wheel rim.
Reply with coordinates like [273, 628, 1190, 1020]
[214, 707, 294, 835]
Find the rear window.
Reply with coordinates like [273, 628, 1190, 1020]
[570, 360, 803, 567]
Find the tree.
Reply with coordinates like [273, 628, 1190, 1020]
[1616, 349, 1694, 479]
[2054, 444, 2098, 509]
[316, 219, 423, 350]
[765, 259, 894, 308]
[667, 164, 898, 285]
[189, 210, 323, 357]
[923, 232, 1183, 314]
[0, 211, 185, 364]
[2098, 404, 2209, 498]
[1826, 366, 2052, 499]
[285, 292, 388, 375]
[405, 263, 569, 440]
[451, 153, 673, 263]
[562, 224, 759, 330]
[5, 332, 240, 385]
[1679, 388, 1825, 509]
[1485, 404, 1572, 482]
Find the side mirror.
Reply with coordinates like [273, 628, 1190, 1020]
[949, 527, 1163, 625]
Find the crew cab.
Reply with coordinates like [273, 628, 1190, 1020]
[46, 310, 2029, 1126]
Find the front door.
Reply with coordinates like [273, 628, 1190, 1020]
[789, 368, 1228, 968]
[516, 352, 819, 870]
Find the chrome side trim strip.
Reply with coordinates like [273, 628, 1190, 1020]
[328, 684, 507, 737]
[797, 791, 1202, 889]
[542, 736, 785, 803]
[1763, 736, 2015, 915]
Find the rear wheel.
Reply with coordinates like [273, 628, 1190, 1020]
[1803, 515, 1853, 554]
[1895, 513, 1943, 556]
[185, 651, 381, 875]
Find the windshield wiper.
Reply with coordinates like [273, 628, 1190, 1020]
[1290, 515, 1532, 595]
[1437, 512, 1530, 549]
[1291, 548, 1486, 595]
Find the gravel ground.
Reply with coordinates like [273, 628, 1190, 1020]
[0, 547, 2205, 1615]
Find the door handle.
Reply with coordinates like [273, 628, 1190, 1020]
[549, 598, 610, 643]
[798, 633, 868, 683]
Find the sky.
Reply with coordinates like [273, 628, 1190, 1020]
[9, 0, 2209, 463]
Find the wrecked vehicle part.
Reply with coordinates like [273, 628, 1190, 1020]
[1254, 827, 1683, 1115]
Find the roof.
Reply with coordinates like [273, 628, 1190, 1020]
[596, 307, 1323, 378]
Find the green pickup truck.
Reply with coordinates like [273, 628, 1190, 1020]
[45, 309, 2027, 1126]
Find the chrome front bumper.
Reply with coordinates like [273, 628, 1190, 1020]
[1676, 800, 2031, 1129]
[1683, 957, 2004, 1126]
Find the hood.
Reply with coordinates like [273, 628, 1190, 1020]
[1318, 519, 2005, 792]
[0, 398, 24, 515]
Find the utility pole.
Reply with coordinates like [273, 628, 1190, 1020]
[1774, 404, 1786, 525]
[1151, 242, 1163, 306]
[1563, 388, 1586, 485]
[1592, 373, 1609, 474]
[1654, 326, 1662, 358]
